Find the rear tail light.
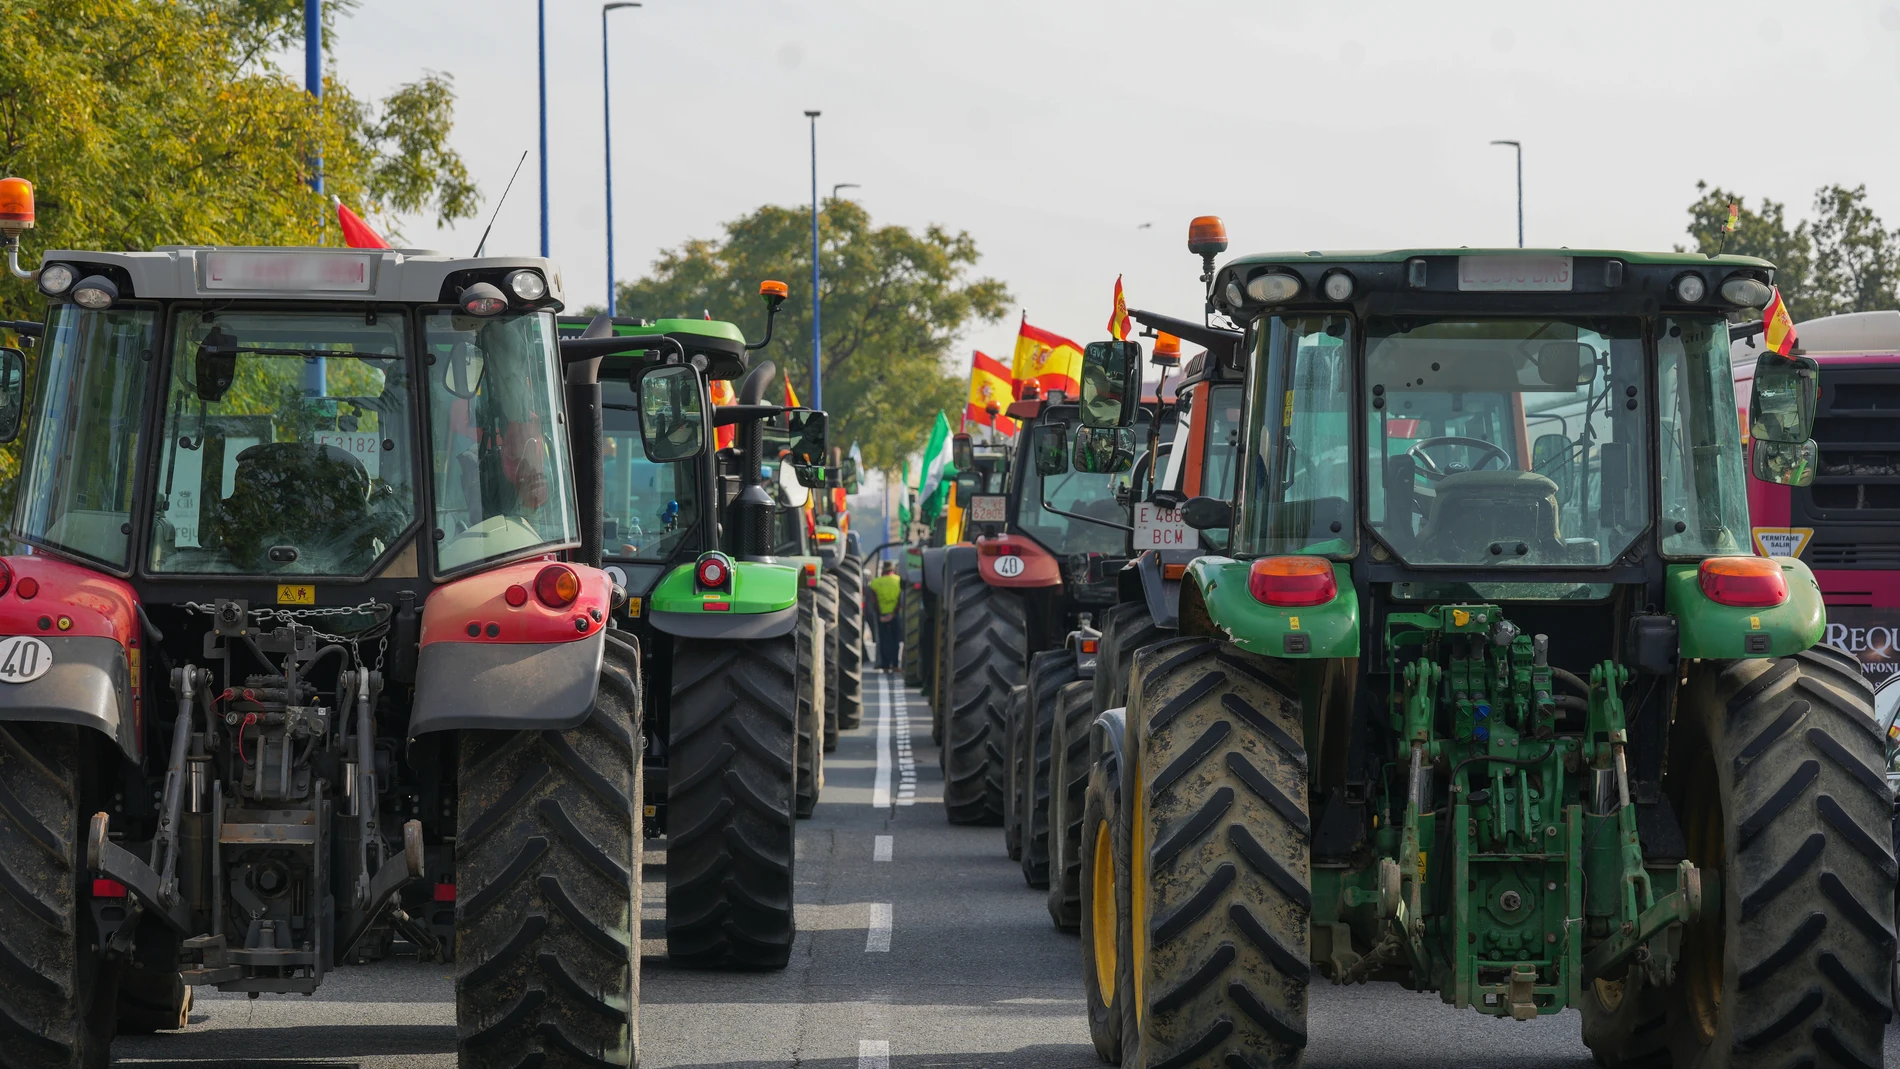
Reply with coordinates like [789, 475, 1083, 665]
[503, 584, 528, 607]
[1699, 556, 1788, 607]
[978, 541, 1017, 557]
[1162, 563, 1187, 580]
[1247, 556, 1337, 607]
[703, 601, 731, 611]
[802, 563, 819, 587]
[91, 878, 127, 898]
[15, 577, 37, 600]
[1080, 639, 1098, 654]
[534, 564, 581, 608]
[433, 883, 456, 903]
[696, 555, 730, 589]
[0, 559, 12, 598]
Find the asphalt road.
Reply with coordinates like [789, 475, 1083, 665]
[113, 672, 1900, 1068]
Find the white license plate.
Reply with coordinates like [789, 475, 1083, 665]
[1134, 503, 1193, 550]
[0, 636, 53, 683]
[1457, 256, 1573, 292]
[969, 495, 1008, 523]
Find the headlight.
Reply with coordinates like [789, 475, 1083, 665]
[1673, 273, 1707, 303]
[37, 262, 75, 296]
[1719, 276, 1771, 307]
[1321, 271, 1355, 301]
[70, 275, 118, 310]
[1224, 280, 1244, 307]
[505, 269, 547, 301]
[1245, 272, 1302, 304]
[460, 282, 509, 316]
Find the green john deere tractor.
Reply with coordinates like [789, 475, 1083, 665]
[1078, 246, 1888, 1069]
[556, 288, 831, 968]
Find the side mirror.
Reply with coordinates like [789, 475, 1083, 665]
[1035, 424, 1069, 476]
[788, 408, 829, 466]
[195, 325, 239, 404]
[1079, 340, 1139, 428]
[842, 455, 861, 495]
[794, 463, 829, 488]
[1535, 341, 1596, 387]
[0, 346, 25, 444]
[1750, 354, 1819, 443]
[637, 364, 706, 462]
[1181, 496, 1233, 530]
[1072, 425, 1135, 474]
[1751, 438, 1817, 487]
[951, 432, 975, 472]
[1531, 432, 1572, 503]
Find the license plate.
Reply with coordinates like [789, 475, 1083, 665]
[1457, 255, 1573, 292]
[969, 495, 1008, 523]
[1134, 503, 1192, 550]
[0, 636, 53, 683]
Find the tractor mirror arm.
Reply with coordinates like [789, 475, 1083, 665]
[1039, 480, 1134, 533]
[713, 403, 785, 427]
[1127, 308, 1242, 356]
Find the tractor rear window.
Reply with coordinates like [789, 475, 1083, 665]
[14, 305, 155, 568]
[601, 377, 700, 562]
[148, 311, 416, 576]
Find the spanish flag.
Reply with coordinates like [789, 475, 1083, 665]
[1012, 316, 1083, 401]
[1107, 275, 1131, 340]
[784, 373, 801, 409]
[965, 351, 1017, 435]
[1764, 286, 1798, 357]
[710, 378, 737, 450]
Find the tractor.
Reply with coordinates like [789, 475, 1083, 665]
[0, 177, 656, 1067]
[812, 453, 867, 736]
[554, 296, 828, 968]
[1077, 242, 1889, 1069]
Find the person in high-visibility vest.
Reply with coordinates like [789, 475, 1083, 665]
[869, 561, 903, 671]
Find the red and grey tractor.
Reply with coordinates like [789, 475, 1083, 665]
[0, 180, 648, 1067]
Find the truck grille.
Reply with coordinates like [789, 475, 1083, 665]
[1808, 541, 1900, 567]
[1798, 364, 1900, 525]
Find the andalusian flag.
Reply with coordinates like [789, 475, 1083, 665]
[710, 378, 738, 450]
[1107, 275, 1131, 340]
[1012, 315, 1084, 400]
[1764, 287, 1798, 357]
[917, 411, 953, 520]
[965, 351, 1017, 435]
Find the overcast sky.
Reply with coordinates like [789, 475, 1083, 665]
[321, 0, 1900, 386]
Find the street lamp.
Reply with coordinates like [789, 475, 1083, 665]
[1490, 139, 1522, 248]
[805, 110, 822, 410]
[602, 2, 640, 315]
[538, 0, 549, 257]
[832, 183, 860, 201]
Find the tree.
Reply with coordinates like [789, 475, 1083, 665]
[1681, 180, 1900, 322]
[612, 200, 1010, 473]
[1678, 181, 1820, 320]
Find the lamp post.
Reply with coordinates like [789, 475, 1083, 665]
[805, 110, 822, 410]
[832, 183, 859, 202]
[538, 0, 550, 257]
[305, 0, 326, 392]
[1489, 139, 1522, 248]
[602, 2, 640, 315]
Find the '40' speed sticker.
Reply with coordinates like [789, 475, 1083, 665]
[0, 636, 53, 683]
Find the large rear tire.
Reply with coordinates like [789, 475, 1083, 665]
[795, 589, 826, 819]
[1654, 647, 1892, 1069]
[1020, 650, 1079, 888]
[902, 584, 925, 688]
[0, 723, 119, 1069]
[835, 555, 866, 731]
[1047, 678, 1094, 931]
[1093, 602, 1163, 721]
[1002, 683, 1029, 861]
[942, 566, 1024, 825]
[666, 633, 799, 969]
[817, 574, 842, 753]
[455, 631, 642, 1068]
[1122, 638, 1311, 1069]
[1080, 710, 1125, 1063]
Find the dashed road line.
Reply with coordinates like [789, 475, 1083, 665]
[857, 1039, 891, 1069]
[866, 903, 892, 952]
[872, 672, 892, 808]
[873, 834, 893, 861]
[895, 685, 916, 805]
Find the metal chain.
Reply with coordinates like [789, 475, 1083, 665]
[182, 599, 395, 672]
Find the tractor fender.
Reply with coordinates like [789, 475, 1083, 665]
[1184, 556, 1359, 659]
[409, 559, 614, 736]
[921, 546, 952, 595]
[1087, 706, 1126, 792]
[972, 533, 1061, 588]
[646, 559, 799, 639]
[1130, 550, 1182, 630]
[0, 557, 141, 758]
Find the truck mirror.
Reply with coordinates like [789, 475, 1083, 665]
[1530, 433, 1572, 503]
[1079, 340, 1139, 428]
[0, 347, 25, 444]
[637, 364, 706, 462]
[1181, 496, 1233, 530]
[1072, 425, 1135, 474]
[1749, 354, 1819, 444]
[1035, 423, 1069, 475]
[1535, 341, 1595, 387]
[195, 325, 239, 403]
[951, 433, 974, 472]
[1751, 438, 1817, 487]
[788, 408, 829, 466]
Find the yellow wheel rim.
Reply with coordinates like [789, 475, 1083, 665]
[1681, 743, 1725, 1045]
[1091, 817, 1117, 1004]
[1131, 752, 1147, 1026]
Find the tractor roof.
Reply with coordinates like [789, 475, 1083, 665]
[37, 246, 563, 306]
[555, 315, 749, 380]
[1211, 248, 1777, 321]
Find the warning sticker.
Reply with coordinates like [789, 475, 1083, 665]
[1751, 527, 1813, 558]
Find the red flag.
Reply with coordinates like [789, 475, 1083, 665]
[964, 350, 1018, 435]
[1107, 275, 1131, 340]
[335, 201, 390, 249]
[784, 374, 801, 409]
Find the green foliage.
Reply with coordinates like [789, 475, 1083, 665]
[1681, 180, 1900, 322]
[612, 200, 1010, 473]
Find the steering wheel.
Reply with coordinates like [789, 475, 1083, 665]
[1405, 436, 1513, 482]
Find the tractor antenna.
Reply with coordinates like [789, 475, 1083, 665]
[473, 150, 530, 258]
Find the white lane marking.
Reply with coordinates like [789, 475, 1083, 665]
[866, 902, 893, 951]
[873, 834, 893, 862]
[895, 686, 916, 806]
[858, 1039, 891, 1069]
[872, 672, 892, 808]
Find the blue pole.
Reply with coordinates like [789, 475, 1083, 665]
[305, 0, 326, 394]
[602, 7, 614, 314]
[805, 110, 821, 410]
[538, 0, 549, 259]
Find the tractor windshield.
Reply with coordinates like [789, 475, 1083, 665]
[601, 377, 700, 561]
[425, 311, 577, 572]
[149, 311, 416, 575]
[1359, 316, 1650, 567]
[1020, 416, 1143, 556]
[13, 305, 157, 568]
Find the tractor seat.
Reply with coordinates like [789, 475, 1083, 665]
[1413, 471, 1562, 563]
[215, 442, 372, 569]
